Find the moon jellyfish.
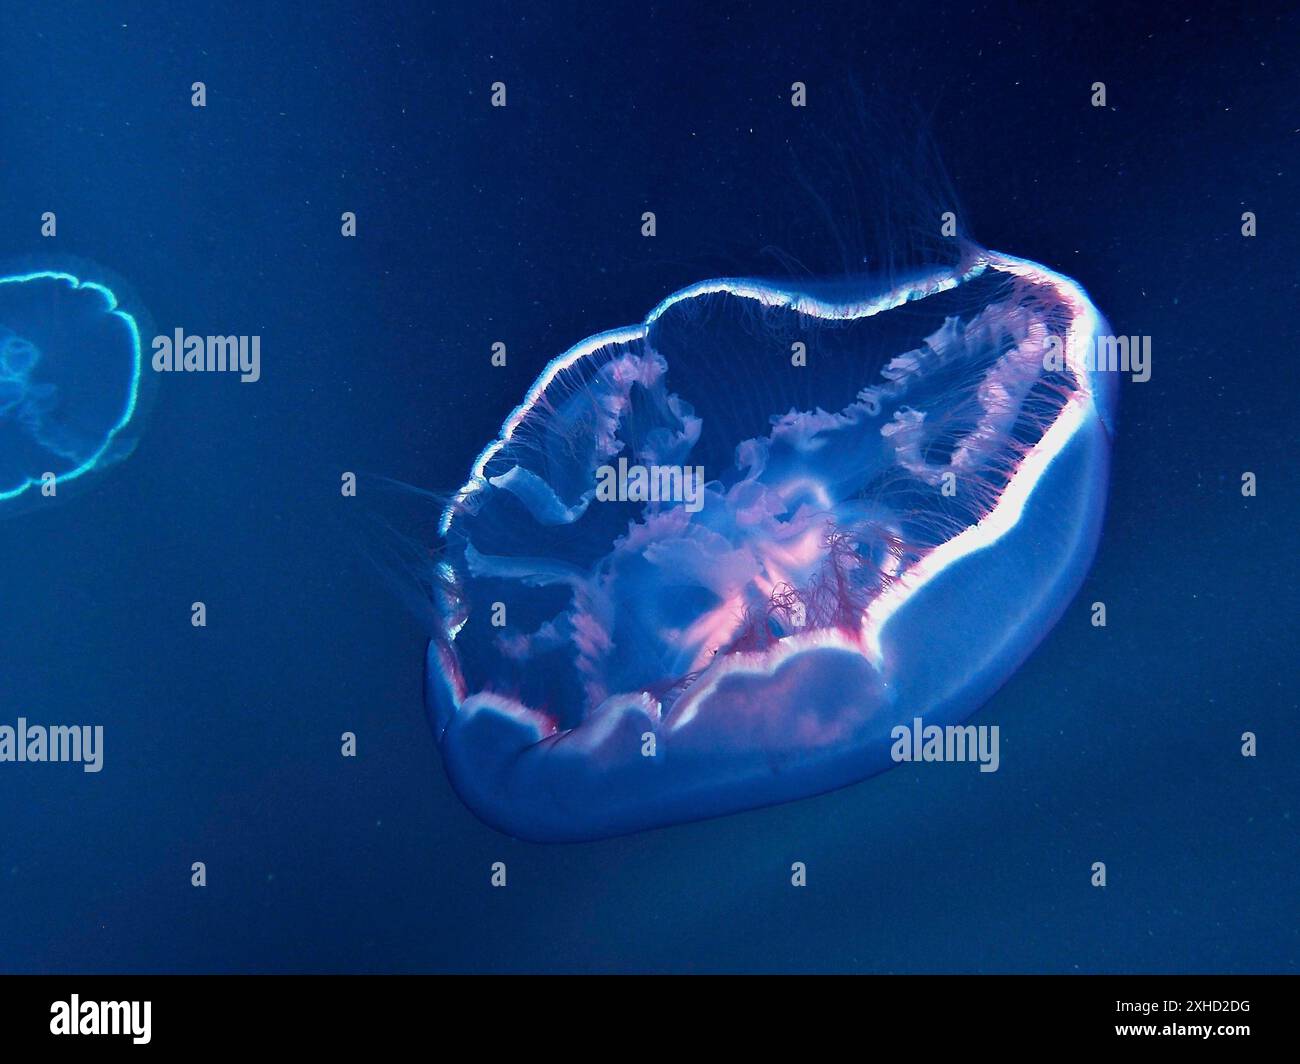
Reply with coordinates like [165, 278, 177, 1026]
[0, 268, 148, 510]
[426, 248, 1116, 841]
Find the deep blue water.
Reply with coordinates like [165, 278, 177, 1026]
[0, 1, 1295, 972]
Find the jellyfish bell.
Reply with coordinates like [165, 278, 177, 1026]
[424, 242, 1115, 841]
[0, 257, 155, 515]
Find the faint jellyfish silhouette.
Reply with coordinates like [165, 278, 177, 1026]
[0, 268, 149, 511]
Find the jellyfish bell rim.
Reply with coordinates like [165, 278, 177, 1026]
[0, 256, 155, 510]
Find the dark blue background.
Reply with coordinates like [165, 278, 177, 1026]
[0, 1, 1295, 972]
